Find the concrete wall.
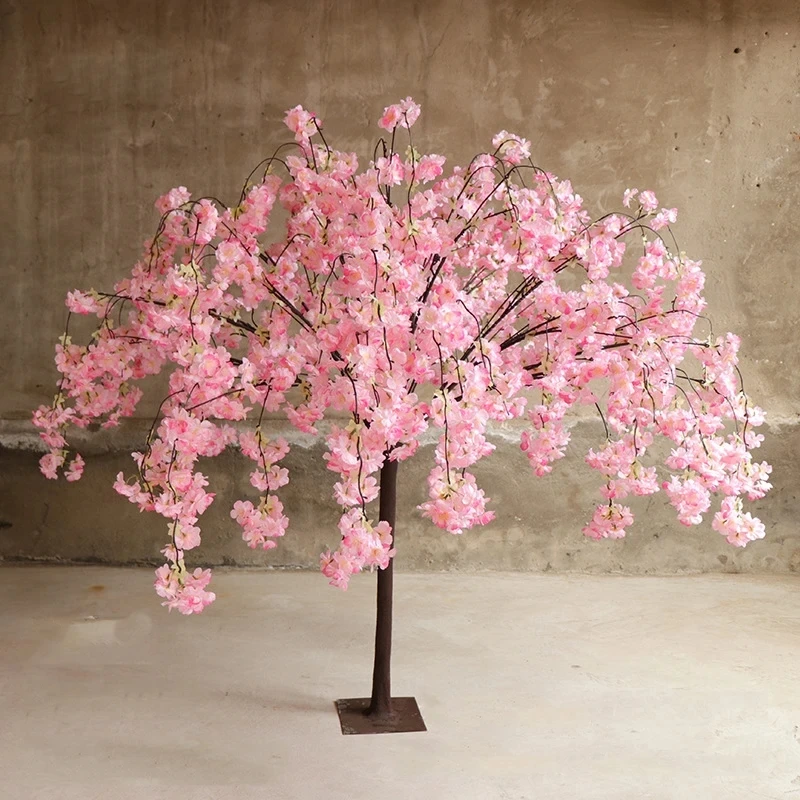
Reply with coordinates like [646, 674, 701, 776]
[1, 0, 798, 572]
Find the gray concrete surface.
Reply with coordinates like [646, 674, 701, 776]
[0, 417, 797, 574]
[2, 0, 799, 568]
[1, 565, 799, 799]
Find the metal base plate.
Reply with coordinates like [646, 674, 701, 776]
[335, 697, 427, 735]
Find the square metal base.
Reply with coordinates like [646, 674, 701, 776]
[335, 697, 427, 735]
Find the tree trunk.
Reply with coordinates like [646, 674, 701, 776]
[335, 456, 425, 733]
[366, 457, 397, 718]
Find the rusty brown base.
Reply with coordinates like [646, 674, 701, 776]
[334, 697, 427, 735]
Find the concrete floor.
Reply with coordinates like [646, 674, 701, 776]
[1, 567, 799, 800]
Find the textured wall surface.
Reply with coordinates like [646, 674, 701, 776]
[1, 0, 798, 571]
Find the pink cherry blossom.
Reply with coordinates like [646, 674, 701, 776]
[39, 451, 65, 480]
[491, 130, 531, 164]
[284, 105, 318, 143]
[583, 503, 634, 540]
[651, 207, 678, 230]
[663, 475, 711, 526]
[155, 565, 216, 614]
[155, 186, 190, 215]
[638, 190, 659, 212]
[415, 154, 446, 183]
[66, 290, 103, 315]
[712, 496, 766, 547]
[623, 188, 639, 208]
[64, 454, 85, 482]
[35, 97, 771, 611]
[378, 97, 421, 131]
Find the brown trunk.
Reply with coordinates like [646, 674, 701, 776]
[366, 457, 397, 717]
[335, 457, 425, 733]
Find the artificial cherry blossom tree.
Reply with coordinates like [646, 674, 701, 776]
[35, 98, 771, 733]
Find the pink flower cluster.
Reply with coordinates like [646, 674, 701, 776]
[712, 496, 766, 547]
[155, 564, 216, 614]
[583, 503, 634, 540]
[321, 509, 396, 589]
[35, 99, 771, 611]
[231, 495, 288, 550]
[378, 97, 421, 131]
